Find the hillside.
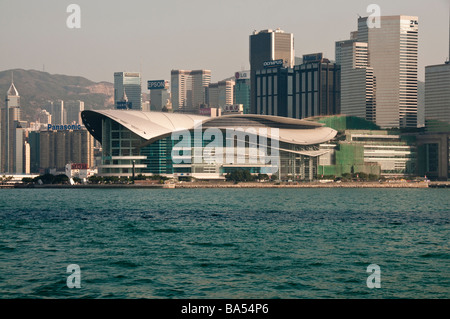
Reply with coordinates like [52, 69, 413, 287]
[0, 69, 114, 122]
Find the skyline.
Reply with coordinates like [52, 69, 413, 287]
[0, 0, 449, 84]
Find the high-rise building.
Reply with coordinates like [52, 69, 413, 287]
[191, 70, 211, 110]
[293, 54, 340, 118]
[114, 72, 142, 110]
[65, 100, 84, 124]
[39, 129, 94, 172]
[250, 29, 294, 114]
[425, 63, 450, 128]
[234, 71, 251, 114]
[1, 80, 28, 173]
[205, 80, 235, 108]
[51, 100, 66, 125]
[335, 39, 375, 122]
[37, 109, 52, 125]
[255, 53, 340, 119]
[170, 70, 211, 112]
[148, 80, 171, 111]
[424, 12, 450, 131]
[357, 16, 419, 128]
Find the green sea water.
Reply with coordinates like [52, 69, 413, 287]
[0, 188, 448, 298]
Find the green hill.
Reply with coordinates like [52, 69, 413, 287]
[0, 69, 114, 122]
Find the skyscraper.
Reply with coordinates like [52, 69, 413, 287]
[234, 71, 251, 114]
[1, 79, 27, 173]
[205, 80, 235, 108]
[149, 81, 170, 111]
[114, 72, 142, 110]
[170, 70, 211, 112]
[335, 39, 375, 122]
[255, 53, 340, 119]
[51, 100, 65, 125]
[425, 63, 450, 128]
[249, 29, 294, 114]
[424, 12, 450, 129]
[357, 16, 419, 128]
[65, 100, 84, 124]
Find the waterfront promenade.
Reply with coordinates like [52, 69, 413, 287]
[4, 180, 447, 189]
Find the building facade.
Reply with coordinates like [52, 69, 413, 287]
[205, 80, 235, 109]
[254, 53, 340, 119]
[1, 81, 29, 173]
[335, 39, 375, 122]
[171, 70, 211, 112]
[250, 29, 294, 114]
[114, 72, 142, 110]
[234, 71, 251, 114]
[357, 16, 419, 128]
[81, 110, 337, 181]
[425, 63, 450, 127]
[65, 100, 84, 125]
[39, 129, 94, 172]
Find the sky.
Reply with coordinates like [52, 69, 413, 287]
[0, 0, 449, 84]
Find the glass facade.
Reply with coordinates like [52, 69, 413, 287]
[98, 117, 324, 181]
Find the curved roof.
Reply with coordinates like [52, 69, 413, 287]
[81, 110, 337, 146]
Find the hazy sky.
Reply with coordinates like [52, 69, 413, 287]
[1, 0, 448, 84]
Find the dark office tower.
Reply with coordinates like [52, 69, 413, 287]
[255, 53, 340, 119]
[249, 29, 294, 114]
[293, 54, 340, 119]
[255, 67, 293, 117]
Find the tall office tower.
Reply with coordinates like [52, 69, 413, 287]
[190, 70, 211, 110]
[234, 71, 251, 114]
[335, 40, 375, 121]
[65, 100, 84, 124]
[255, 53, 340, 119]
[149, 81, 171, 111]
[424, 10, 450, 129]
[51, 100, 65, 125]
[293, 54, 340, 119]
[114, 72, 142, 110]
[206, 80, 235, 108]
[425, 63, 450, 128]
[357, 16, 419, 128]
[171, 70, 211, 112]
[1, 80, 24, 173]
[171, 70, 190, 111]
[249, 28, 294, 114]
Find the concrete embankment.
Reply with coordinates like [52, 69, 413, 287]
[175, 181, 430, 188]
[6, 181, 448, 189]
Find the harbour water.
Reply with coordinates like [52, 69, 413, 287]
[0, 188, 448, 299]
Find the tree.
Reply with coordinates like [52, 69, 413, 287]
[225, 169, 255, 183]
[88, 175, 103, 184]
[53, 174, 69, 184]
[22, 177, 34, 184]
[33, 173, 55, 184]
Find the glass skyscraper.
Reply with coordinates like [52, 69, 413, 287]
[114, 72, 142, 110]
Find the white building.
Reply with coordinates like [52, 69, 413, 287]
[336, 39, 375, 122]
[171, 70, 211, 112]
[357, 16, 419, 128]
